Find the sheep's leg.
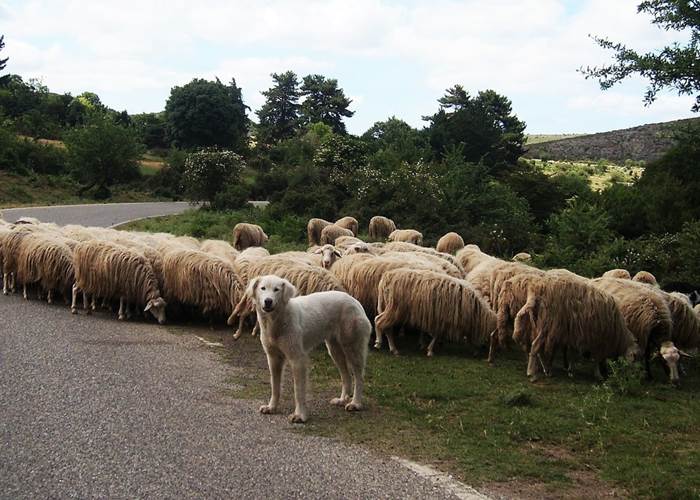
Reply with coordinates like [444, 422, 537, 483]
[593, 362, 604, 382]
[325, 339, 352, 406]
[10, 273, 15, 294]
[527, 331, 546, 380]
[23, 284, 28, 300]
[426, 335, 438, 357]
[125, 302, 132, 320]
[373, 312, 386, 350]
[487, 330, 498, 364]
[71, 284, 79, 314]
[2, 273, 7, 295]
[101, 298, 109, 310]
[83, 292, 91, 314]
[37, 287, 43, 301]
[91, 296, 97, 312]
[118, 298, 126, 321]
[386, 330, 399, 356]
[418, 330, 426, 349]
[47, 289, 53, 304]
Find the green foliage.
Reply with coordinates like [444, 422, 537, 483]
[362, 116, 429, 164]
[604, 359, 645, 397]
[131, 112, 168, 149]
[582, 0, 700, 111]
[182, 148, 245, 207]
[165, 78, 248, 150]
[147, 148, 186, 199]
[256, 71, 302, 144]
[0, 35, 8, 74]
[599, 183, 648, 238]
[299, 74, 354, 133]
[64, 116, 143, 193]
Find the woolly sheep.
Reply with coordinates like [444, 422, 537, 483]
[312, 244, 342, 269]
[14, 216, 40, 225]
[271, 251, 322, 267]
[388, 229, 423, 246]
[161, 248, 242, 319]
[200, 239, 239, 265]
[591, 277, 676, 382]
[664, 291, 700, 350]
[368, 216, 396, 242]
[335, 216, 359, 236]
[232, 247, 271, 284]
[72, 241, 167, 323]
[334, 235, 364, 250]
[512, 252, 532, 263]
[383, 241, 463, 273]
[498, 271, 640, 381]
[384, 250, 463, 279]
[307, 218, 332, 246]
[375, 269, 496, 357]
[233, 223, 268, 251]
[435, 232, 465, 255]
[456, 245, 497, 275]
[16, 233, 75, 304]
[343, 242, 374, 255]
[320, 224, 354, 245]
[2, 227, 34, 294]
[632, 270, 659, 287]
[602, 269, 632, 280]
[695, 304, 700, 316]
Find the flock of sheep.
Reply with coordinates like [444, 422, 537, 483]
[1, 213, 699, 386]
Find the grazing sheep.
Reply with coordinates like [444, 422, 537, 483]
[335, 216, 359, 236]
[661, 281, 700, 307]
[320, 224, 354, 245]
[334, 235, 364, 250]
[16, 234, 75, 304]
[233, 223, 268, 251]
[664, 291, 700, 350]
[602, 269, 632, 280]
[388, 229, 423, 246]
[0, 225, 12, 287]
[456, 245, 497, 275]
[436, 232, 465, 255]
[162, 248, 242, 320]
[232, 247, 271, 284]
[591, 277, 675, 382]
[200, 239, 239, 265]
[173, 235, 200, 250]
[306, 218, 332, 246]
[2, 227, 34, 294]
[375, 269, 496, 357]
[467, 255, 541, 310]
[632, 270, 659, 287]
[512, 252, 532, 263]
[383, 241, 463, 273]
[368, 216, 396, 242]
[498, 271, 640, 380]
[312, 244, 342, 269]
[72, 241, 167, 323]
[384, 250, 463, 279]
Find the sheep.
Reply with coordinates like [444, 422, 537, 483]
[232, 247, 271, 284]
[591, 277, 675, 382]
[72, 241, 167, 323]
[0, 225, 12, 287]
[312, 244, 342, 269]
[498, 271, 640, 381]
[200, 239, 239, 265]
[343, 242, 375, 255]
[466, 255, 541, 310]
[228, 259, 344, 339]
[14, 216, 40, 225]
[383, 241, 463, 273]
[695, 304, 700, 317]
[15, 233, 76, 304]
[2, 227, 34, 294]
[161, 248, 242, 321]
[307, 218, 332, 246]
[375, 269, 496, 357]
[388, 229, 423, 246]
[664, 291, 700, 350]
[632, 270, 659, 287]
[384, 250, 463, 279]
[435, 232, 465, 255]
[335, 216, 359, 236]
[233, 223, 268, 251]
[602, 269, 632, 280]
[512, 252, 532, 263]
[334, 235, 364, 250]
[456, 245, 497, 275]
[173, 235, 200, 250]
[270, 251, 322, 267]
[368, 216, 396, 242]
[320, 224, 354, 245]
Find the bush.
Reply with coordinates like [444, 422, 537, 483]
[182, 148, 245, 206]
[212, 183, 250, 211]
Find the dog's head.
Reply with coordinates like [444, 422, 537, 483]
[247, 275, 298, 314]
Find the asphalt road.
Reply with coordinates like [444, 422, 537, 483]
[0, 203, 473, 499]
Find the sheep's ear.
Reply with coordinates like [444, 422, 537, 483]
[313, 247, 323, 254]
[246, 277, 260, 299]
[281, 280, 298, 303]
[144, 300, 153, 312]
[333, 250, 342, 258]
[679, 349, 695, 358]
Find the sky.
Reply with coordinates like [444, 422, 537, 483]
[1, 0, 696, 135]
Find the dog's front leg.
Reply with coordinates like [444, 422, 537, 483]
[260, 351, 284, 415]
[289, 358, 309, 423]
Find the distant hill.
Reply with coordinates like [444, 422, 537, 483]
[524, 118, 699, 162]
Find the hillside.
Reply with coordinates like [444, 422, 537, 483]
[525, 118, 699, 162]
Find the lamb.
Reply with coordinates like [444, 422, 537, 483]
[388, 229, 423, 246]
[368, 216, 396, 242]
[233, 223, 268, 251]
[435, 232, 465, 255]
[374, 269, 496, 357]
[512, 252, 532, 263]
[72, 241, 167, 323]
[335, 216, 359, 236]
[306, 218, 332, 246]
[602, 269, 632, 280]
[498, 271, 640, 381]
[200, 239, 239, 265]
[632, 271, 659, 287]
[590, 277, 675, 382]
[320, 224, 354, 245]
[161, 248, 242, 320]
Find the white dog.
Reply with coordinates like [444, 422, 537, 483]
[248, 275, 371, 423]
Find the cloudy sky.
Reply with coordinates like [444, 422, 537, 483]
[1, 0, 695, 135]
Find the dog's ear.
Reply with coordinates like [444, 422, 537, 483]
[246, 277, 260, 301]
[281, 279, 298, 303]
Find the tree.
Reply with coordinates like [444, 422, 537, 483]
[581, 0, 700, 111]
[165, 78, 248, 150]
[64, 116, 143, 197]
[425, 87, 526, 171]
[0, 35, 8, 84]
[181, 148, 245, 207]
[256, 71, 301, 144]
[361, 117, 429, 163]
[299, 74, 354, 134]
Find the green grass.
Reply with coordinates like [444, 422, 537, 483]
[526, 134, 586, 145]
[129, 207, 700, 498]
[525, 158, 643, 191]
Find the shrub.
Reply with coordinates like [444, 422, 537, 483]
[182, 148, 245, 206]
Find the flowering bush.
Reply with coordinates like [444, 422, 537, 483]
[182, 148, 245, 207]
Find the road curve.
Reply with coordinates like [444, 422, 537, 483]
[0, 203, 467, 499]
[1, 201, 192, 228]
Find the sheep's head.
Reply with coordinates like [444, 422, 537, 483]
[624, 342, 643, 364]
[344, 242, 371, 255]
[145, 297, 167, 325]
[314, 244, 342, 269]
[658, 341, 693, 386]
